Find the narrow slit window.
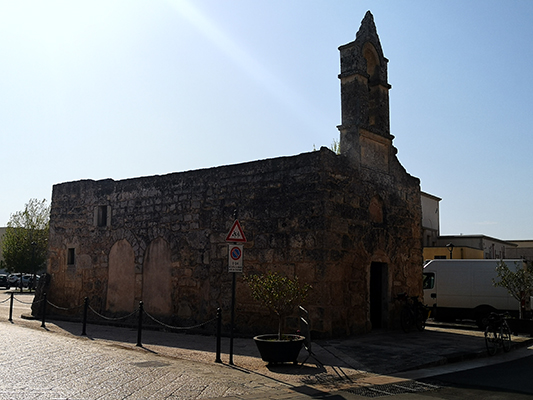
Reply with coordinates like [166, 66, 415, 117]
[67, 248, 75, 265]
[97, 205, 108, 227]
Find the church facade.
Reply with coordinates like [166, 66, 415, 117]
[45, 12, 423, 338]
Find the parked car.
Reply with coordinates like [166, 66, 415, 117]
[0, 274, 9, 289]
[22, 274, 39, 288]
[7, 274, 19, 287]
[6, 273, 40, 288]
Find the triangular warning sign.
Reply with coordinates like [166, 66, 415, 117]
[225, 220, 247, 242]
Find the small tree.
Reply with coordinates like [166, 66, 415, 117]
[330, 138, 340, 155]
[493, 260, 533, 319]
[2, 199, 50, 280]
[245, 271, 311, 340]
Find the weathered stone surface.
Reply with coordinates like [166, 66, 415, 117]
[47, 147, 421, 337]
[45, 11, 423, 338]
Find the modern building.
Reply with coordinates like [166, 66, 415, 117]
[504, 240, 533, 262]
[421, 192, 440, 248]
[420, 195, 522, 261]
[434, 235, 517, 260]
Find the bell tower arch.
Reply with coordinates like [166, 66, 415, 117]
[337, 11, 395, 172]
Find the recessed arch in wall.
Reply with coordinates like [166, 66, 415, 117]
[362, 42, 380, 79]
[143, 237, 172, 316]
[107, 239, 135, 313]
[369, 195, 384, 224]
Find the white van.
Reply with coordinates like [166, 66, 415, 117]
[423, 259, 525, 327]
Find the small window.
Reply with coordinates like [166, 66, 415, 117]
[67, 248, 75, 265]
[434, 255, 446, 259]
[97, 205, 108, 227]
[423, 272, 435, 290]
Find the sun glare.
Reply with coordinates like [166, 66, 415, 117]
[166, 0, 273, 84]
[165, 0, 322, 132]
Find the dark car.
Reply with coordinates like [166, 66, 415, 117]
[0, 274, 9, 289]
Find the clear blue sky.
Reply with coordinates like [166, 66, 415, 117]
[1, 1, 532, 240]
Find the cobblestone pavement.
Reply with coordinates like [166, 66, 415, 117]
[0, 293, 295, 399]
[0, 292, 361, 399]
[1, 291, 532, 399]
[0, 321, 311, 400]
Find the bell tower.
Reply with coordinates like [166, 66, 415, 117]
[338, 11, 394, 172]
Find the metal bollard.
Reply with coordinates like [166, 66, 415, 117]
[81, 297, 89, 336]
[8, 292, 14, 322]
[215, 308, 222, 363]
[41, 293, 47, 328]
[136, 301, 143, 347]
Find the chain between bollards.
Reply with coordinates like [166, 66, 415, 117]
[10, 292, 224, 365]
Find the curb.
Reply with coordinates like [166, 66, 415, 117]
[406, 335, 533, 373]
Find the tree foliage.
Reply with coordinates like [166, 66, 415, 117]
[245, 271, 311, 339]
[493, 260, 533, 318]
[2, 198, 50, 274]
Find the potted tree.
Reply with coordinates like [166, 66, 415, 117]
[245, 271, 311, 364]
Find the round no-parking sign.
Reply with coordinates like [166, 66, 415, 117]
[228, 244, 243, 273]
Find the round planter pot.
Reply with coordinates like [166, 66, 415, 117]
[253, 334, 305, 364]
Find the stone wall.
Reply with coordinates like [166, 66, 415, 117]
[46, 12, 423, 338]
[47, 147, 422, 338]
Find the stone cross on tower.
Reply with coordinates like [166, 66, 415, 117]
[337, 11, 395, 172]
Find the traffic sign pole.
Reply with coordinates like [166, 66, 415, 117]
[229, 271, 236, 365]
[226, 219, 247, 366]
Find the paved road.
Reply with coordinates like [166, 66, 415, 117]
[0, 292, 295, 399]
[426, 354, 533, 397]
[0, 322, 295, 400]
[0, 291, 34, 319]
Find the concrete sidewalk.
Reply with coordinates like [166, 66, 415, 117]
[2, 292, 533, 399]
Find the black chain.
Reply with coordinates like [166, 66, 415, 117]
[143, 310, 217, 331]
[88, 305, 138, 321]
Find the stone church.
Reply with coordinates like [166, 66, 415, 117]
[45, 11, 423, 338]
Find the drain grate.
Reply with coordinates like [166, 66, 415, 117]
[347, 380, 439, 398]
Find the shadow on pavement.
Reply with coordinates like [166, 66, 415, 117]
[2, 290, 533, 393]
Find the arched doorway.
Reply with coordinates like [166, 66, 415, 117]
[370, 262, 388, 329]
